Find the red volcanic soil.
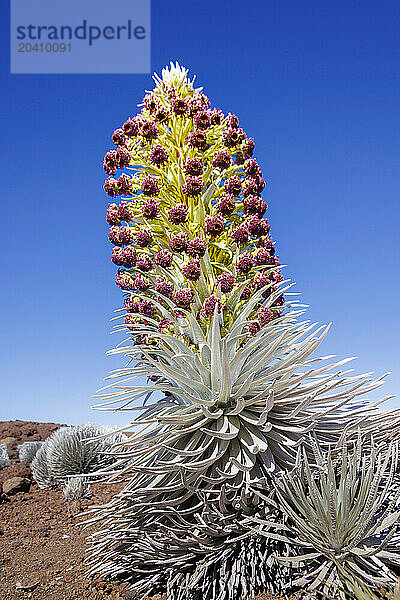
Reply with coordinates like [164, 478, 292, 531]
[0, 421, 133, 599]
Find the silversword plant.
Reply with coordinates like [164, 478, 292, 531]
[85, 63, 400, 599]
[32, 424, 125, 489]
[18, 441, 43, 463]
[0, 443, 10, 469]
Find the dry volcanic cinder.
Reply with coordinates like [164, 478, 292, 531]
[83, 63, 400, 600]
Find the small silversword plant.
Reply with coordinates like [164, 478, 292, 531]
[32, 424, 125, 488]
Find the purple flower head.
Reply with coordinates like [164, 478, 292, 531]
[194, 111, 211, 130]
[106, 203, 121, 226]
[183, 176, 204, 197]
[104, 149, 118, 164]
[134, 274, 151, 291]
[117, 173, 131, 195]
[136, 253, 154, 272]
[141, 120, 159, 141]
[257, 177, 266, 192]
[123, 117, 141, 137]
[125, 314, 137, 330]
[124, 296, 140, 313]
[173, 287, 194, 309]
[240, 284, 253, 300]
[182, 259, 201, 281]
[256, 200, 269, 219]
[218, 272, 235, 293]
[119, 226, 135, 246]
[111, 247, 125, 266]
[246, 216, 270, 237]
[257, 237, 275, 254]
[224, 175, 242, 196]
[168, 203, 189, 224]
[257, 307, 274, 326]
[116, 146, 130, 168]
[143, 94, 157, 112]
[236, 252, 253, 273]
[212, 150, 232, 171]
[187, 130, 208, 151]
[204, 215, 225, 238]
[209, 109, 224, 126]
[155, 106, 170, 123]
[172, 97, 188, 116]
[271, 271, 283, 283]
[141, 198, 160, 220]
[116, 270, 135, 291]
[202, 294, 222, 316]
[141, 175, 160, 197]
[138, 299, 156, 318]
[118, 201, 135, 222]
[123, 245, 136, 268]
[149, 144, 169, 166]
[103, 150, 118, 175]
[155, 249, 173, 268]
[247, 321, 261, 335]
[243, 138, 255, 159]
[198, 93, 211, 109]
[112, 128, 126, 146]
[231, 225, 249, 246]
[104, 178, 120, 197]
[188, 94, 210, 116]
[254, 247, 274, 265]
[223, 127, 246, 148]
[108, 226, 122, 246]
[216, 194, 236, 216]
[235, 151, 245, 166]
[187, 237, 207, 257]
[225, 113, 239, 130]
[243, 195, 267, 217]
[135, 228, 153, 247]
[242, 177, 264, 197]
[184, 158, 203, 176]
[155, 277, 174, 297]
[158, 318, 174, 334]
[169, 232, 190, 253]
[245, 215, 260, 234]
[243, 159, 261, 177]
[253, 273, 271, 291]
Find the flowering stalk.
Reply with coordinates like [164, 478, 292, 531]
[103, 63, 282, 342]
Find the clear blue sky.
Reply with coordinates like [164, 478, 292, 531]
[1, 1, 399, 426]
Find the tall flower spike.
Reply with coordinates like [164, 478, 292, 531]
[87, 62, 400, 600]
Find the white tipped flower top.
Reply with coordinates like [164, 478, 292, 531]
[154, 60, 201, 92]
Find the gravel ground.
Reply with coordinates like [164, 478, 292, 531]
[0, 420, 134, 599]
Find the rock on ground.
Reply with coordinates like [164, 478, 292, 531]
[2, 477, 31, 495]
